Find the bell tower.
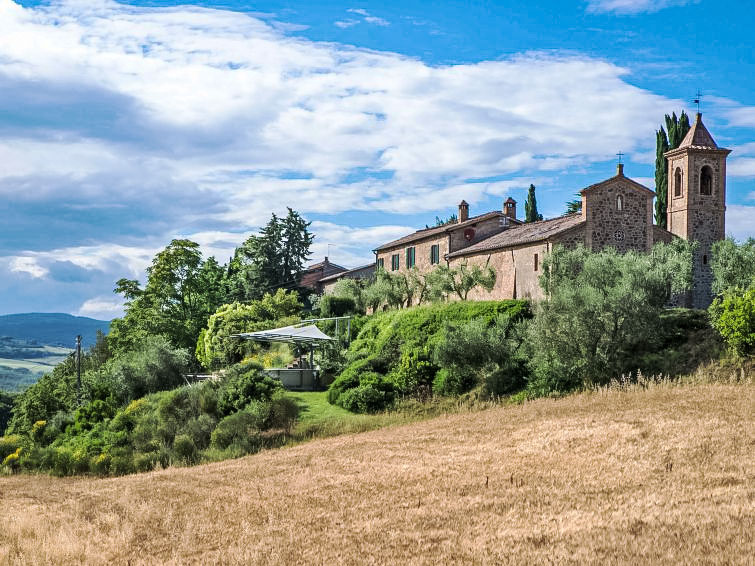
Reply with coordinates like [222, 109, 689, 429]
[665, 113, 731, 308]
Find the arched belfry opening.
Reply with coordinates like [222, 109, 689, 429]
[700, 165, 713, 195]
[674, 167, 682, 197]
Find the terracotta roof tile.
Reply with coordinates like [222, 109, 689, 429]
[375, 211, 513, 252]
[448, 214, 584, 258]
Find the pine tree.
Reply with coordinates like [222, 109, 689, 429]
[524, 184, 543, 223]
[654, 111, 691, 228]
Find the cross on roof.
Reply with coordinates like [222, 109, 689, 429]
[616, 151, 624, 164]
[693, 89, 703, 113]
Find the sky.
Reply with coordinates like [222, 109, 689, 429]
[1, 0, 753, 320]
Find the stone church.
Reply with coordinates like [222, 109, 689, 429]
[373, 113, 729, 309]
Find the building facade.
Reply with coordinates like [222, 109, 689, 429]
[372, 113, 729, 308]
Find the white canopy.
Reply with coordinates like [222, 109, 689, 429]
[232, 324, 333, 345]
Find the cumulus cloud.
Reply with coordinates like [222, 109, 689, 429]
[585, 0, 695, 15]
[77, 297, 124, 319]
[0, 0, 750, 315]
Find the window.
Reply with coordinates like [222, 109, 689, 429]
[703, 254, 708, 265]
[674, 167, 682, 197]
[430, 244, 440, 265]
[377, 257, 384, 270]
[700, 165, 713, 195]
[534, 253, 539, 272]
[406, 247, 415, 268]
[616, 195, 623, 211]
[391, 254, 400, 271]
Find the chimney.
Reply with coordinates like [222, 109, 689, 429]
[458, 200, 469, 222]
[504, 197, 517, 220]
[617, 163, 624, 177]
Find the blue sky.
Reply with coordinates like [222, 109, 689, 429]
[1, 0, 753, 319]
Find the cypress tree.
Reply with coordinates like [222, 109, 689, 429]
[524, 184, 543, 223]
[654, 111, 691, 228]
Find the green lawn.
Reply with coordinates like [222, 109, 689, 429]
[284, 390, 470, 441]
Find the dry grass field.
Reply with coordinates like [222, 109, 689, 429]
[1, 382, 753, 565]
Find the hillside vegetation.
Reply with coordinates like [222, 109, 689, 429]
[1, 380, 751, 565]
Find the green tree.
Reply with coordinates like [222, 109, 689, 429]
[564, 192, 582, 215]
[109, 240, 226, 356]
[228, 209, 314, 303]
[196, 290, 302, 369]
[654, 111, 691, 228]
[710, 238, 755, 295]
[709, 288, 755, 357]
[528, 241, 694, 394]
[524, 184, 543, 223]
[431, 262, 496, 301]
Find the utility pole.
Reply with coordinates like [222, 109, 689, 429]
[76, 335, 82, 407]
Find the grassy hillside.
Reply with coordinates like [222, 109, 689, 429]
[1, 381, 751, 564]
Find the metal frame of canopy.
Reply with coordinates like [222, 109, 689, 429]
[231, 324, 334, 389]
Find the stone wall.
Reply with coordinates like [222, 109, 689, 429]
[376, 233, 449, 276]
[584, 179, 653, 253]
[448, 216, 508, 253]
[447, 251, 515, 301]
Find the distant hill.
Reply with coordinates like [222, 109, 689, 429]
[0, 313, 110, 348]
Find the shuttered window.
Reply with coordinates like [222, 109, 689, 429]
[430, 244, 440, 265]
[391, 254, 400, 271]
[406, 247, 416, 268]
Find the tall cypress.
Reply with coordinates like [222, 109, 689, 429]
[654, 111, 691, 228]
[524, 184, 543, 223]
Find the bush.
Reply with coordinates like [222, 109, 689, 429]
[173, 434, 199, 464]
[210, 410, 262, 452]
[334, 372, 395, 413]
[709, 288, 755, 357]
[217, 361, 281, 416]
[320, 295, 357, 318]
[0, 434, 26, 461]
[328, 300, 530, 408]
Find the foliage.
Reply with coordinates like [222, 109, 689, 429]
[564, 192, 582, 215]
[524, 184, 543, 222]
[526, 242, 694, 394]
[710, 238, 755, 295]
[654, 111, 691, 228]
[433, 314, 527, 396]
[217, 361, 282, 416]
[109, 239, 226, 357]
[328, 301, 530, 411]
[320, 295, 357, 318]
[225, 208, 314, 303]
[430, 262, 497, 301]
[195, 290, 302, 369]
[328, 278, 369, 314]
[709, 288, 755, 357]
[0, 390, 16, 435]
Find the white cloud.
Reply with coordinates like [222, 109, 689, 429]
[77, 297, 124, 319]
[726, 205, 755, 242]
[334, 19, 359, 29]
[9, 257, 49, 278]
[585, 0, 695, 15]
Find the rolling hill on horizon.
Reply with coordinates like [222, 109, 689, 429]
[0, 313, 110, 348]
[0, 313, 111, 392]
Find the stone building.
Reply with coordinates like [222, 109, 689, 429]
[374, 200, 522, 276]
[372, 113, 729, 307]
[299, 257, 347, 294]
[319, 263, 376, 295]
[665, 113, 731, 308]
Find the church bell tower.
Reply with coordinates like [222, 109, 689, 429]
[665, 113, 731, 308]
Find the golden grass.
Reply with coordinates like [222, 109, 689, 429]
[1, 382, 753, 565]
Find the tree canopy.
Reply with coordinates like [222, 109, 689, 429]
[524, 184, 543, 223]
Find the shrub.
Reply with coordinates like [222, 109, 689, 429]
[0, 434, 26, 461]
[210, 410, 262, 452]
[390, 349, 437, 397]
[320, 295, 357, 318]
[709, 288, 755, 357]
[217, 361, 281, 416]
[173, 434, 198, 464]
[266, 394, 300, 432]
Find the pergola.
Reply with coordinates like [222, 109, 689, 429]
[231, 324, 333, 389]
